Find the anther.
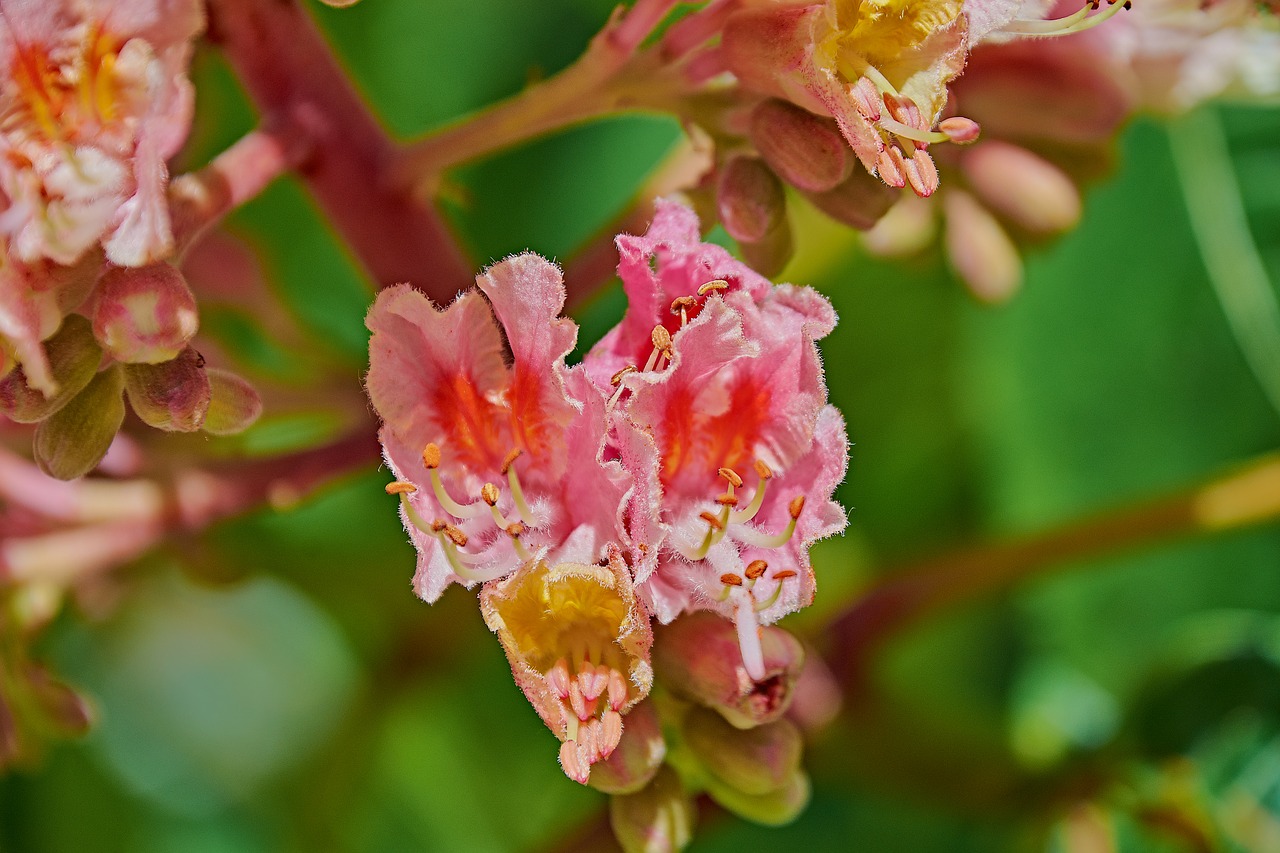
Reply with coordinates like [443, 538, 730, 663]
[481, 483, 500, 506]
[698, 279, 729, 296]
[610, 365, 637, 386]
[754, 460, 773, 480]
[699, 510, 724, 531]
[850, 76, 882, 121]
[385, 481, 417, 495]
[443, 524, 468, 547]
[745, 560, 768, 580]
[501, 448, 523, 475]
[715, 492, 740, 507]
[505, 522, 525, 537]
[772, 570, 797, 580]
[789, 495, 806, 519]
[719, 467, 743, 489]
[720, 573, 743, 586]
[430, 519, 449, 533]
[651, 325, 673, 353]
[422, 442, 442, 470]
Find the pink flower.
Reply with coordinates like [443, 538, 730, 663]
[0, 0, 204, 267]
[593, 200, 848, 681]
[366, 201, 850, 778]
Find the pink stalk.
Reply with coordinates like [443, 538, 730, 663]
[205, 0, 471, 298]
[169, 126, 312, 260]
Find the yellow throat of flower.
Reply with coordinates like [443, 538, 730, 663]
[10, 24, 135, 144]
[830, 0, 963, 70]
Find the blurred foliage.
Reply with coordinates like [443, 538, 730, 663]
[4, 1, 1280, 851]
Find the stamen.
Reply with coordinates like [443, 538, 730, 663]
[599, 709, 624, 758]
[850, 76, 882, 121]
[501, 448, 523, 475]
[423, 443, 486, 519]
[506, 522, 532, 561]
[670, 296, 697, 327]
[772, 570, 797, 581]
[719, 467, 743, 489]
[698, 279, 729, 296]
[610, 365, 637, 386]
[504, 451, 535, 524]
[384, 481, 417, 495]
[753, 575, 789, 613]
[720, 573, 743, 586]
[481, 483, 500, 505]
[559, 740, 589, 784]
[1002, 0, 1129, 36]
[878, 116, 952, 146]
[699, 510, 724, 531]
[442, 524, 468, 548]
[744, 560, 768, 580]
[732, 510, 800, 549]
[606, 668, 628, 711]
[643, 325, 673, 372]
[548, 659, 573, 698]
[715, 492, 740, 507]
[729, 462, 770, 524]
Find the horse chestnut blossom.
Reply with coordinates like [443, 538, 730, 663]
[0, 0, 203, 268]
[366, 201, 847, 784]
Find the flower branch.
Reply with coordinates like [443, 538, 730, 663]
[204, 0, 471, 297]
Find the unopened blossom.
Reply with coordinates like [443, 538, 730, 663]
[0, 0, 204, 268]
[722, 0, 986, 196]
[591, 200, 848, 682]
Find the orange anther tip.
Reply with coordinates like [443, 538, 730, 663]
[788, 495, 806, 519]
[501, 447, 523, 474]
[506, 522, 526, 537]
[481, 482, 500, 506]
[698, 279, 729, 296]
[754, 459, 774, 480]
[772, 570, 798, 581]
[430, 519, 449, 533]
[670, 296, 696, 314]
[384, 481, 417, 495]
[444, 525, 468, 547]
[720, 573, 744, 586]
[651, 325, 673, 350]
[745, 560, 768, 580]
[422, 443, 442, 469]
[699, 510, 725, 530]
[610, 365, 637, 386]
[715, 492, 740, 507]
[718, 467, 743, 488]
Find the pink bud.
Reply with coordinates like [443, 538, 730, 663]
[683, 705, 802, 796]
[804, 169, 899, 231]
[589, 700, 667, 795]
[33, 364, 126, 480]
[92, 263, 199, 364]
[939, 116, 981, 144]
[608, 765, 695, 853]
[202, 369, 263, 435]
[961, 141, 1081, 234]
[749, 100, 852, 193]
[944, 190, 1023, 303]
[716, 156, 786, 245]
[0, 315, 102, 422]
[653, 611, 805, 730]
[123, 346, 213, 432]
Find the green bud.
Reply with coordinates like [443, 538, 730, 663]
[609, 765, 695, 853]
[124, 347, 212, 432]
[33, 364, 125, 480]
[683, 705, 802, 796]
[203, 368, 263, 435]
[0, 315, 102, 423]
[705, 768, 810, 827]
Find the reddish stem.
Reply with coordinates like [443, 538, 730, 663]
[204, 0, 471, 298]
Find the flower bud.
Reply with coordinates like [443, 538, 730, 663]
[739, 215, 794, 279]
[653, 611, 805, 730]
[716, 156, 785, 245]
[589, 700, 667, 795]
[803, 168, 899, 231]
[862, 195, 937, 258]
[704, 767, 810, 827]
[960, 141, 1081, 234]
[0, 314, 102, 422]
[202, 368, 263, 435]
[33, 364, 126, 480]
[750, 100, 853, 193]
[609, 765, 695, 853]
[943, 190, 1023, 303]
[123, 346, 212, 432]
[91, 263, 198, 364]
[683, 705, 802, 796]
[25, 666, 93, 737]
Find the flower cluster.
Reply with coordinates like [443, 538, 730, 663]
[367, 201, 847, 823]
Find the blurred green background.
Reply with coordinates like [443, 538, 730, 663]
[4, 1, 1280, 850]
